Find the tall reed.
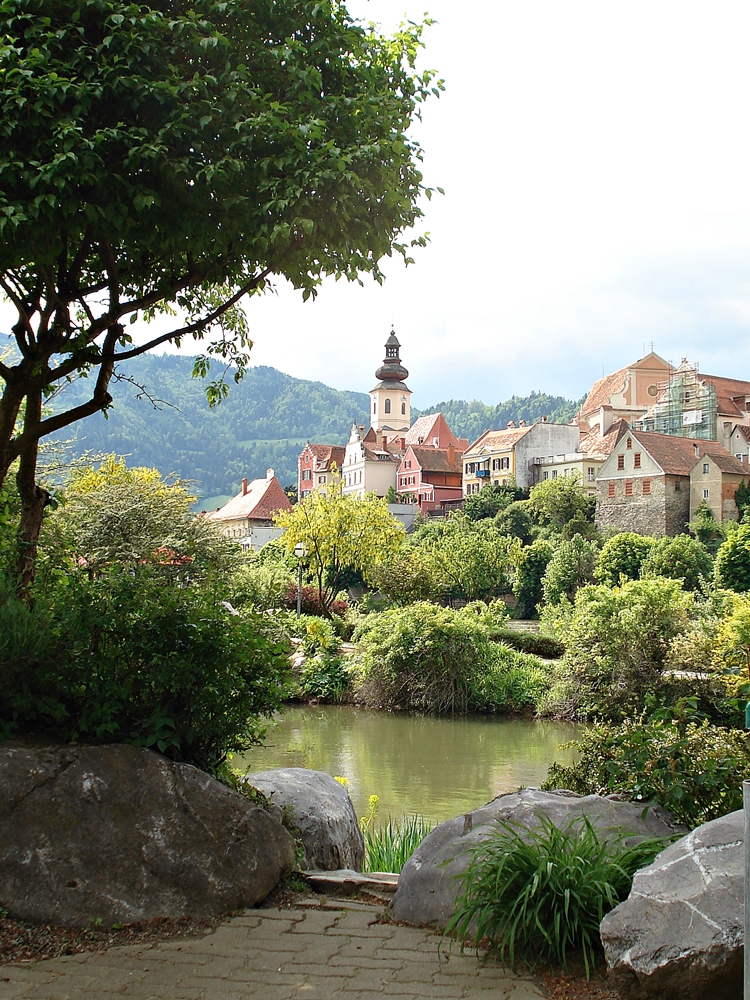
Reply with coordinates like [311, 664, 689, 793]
[363, 815, 434, 873]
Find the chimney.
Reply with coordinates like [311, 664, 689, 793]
[382, 432, 387, 450]
[519, 419, 527, 427]
[542, 415, 548, 423]
[266, 468, 274, 481]
[241, 477, 248, 495]
[401, 437, 406, 450]
[598, 406, 614, 437]
[507, 420, 516, 428]
[359, 425, 365, 436]
[448, 442, 455, 465]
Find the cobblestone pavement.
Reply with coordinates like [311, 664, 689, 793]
[0, 903, 544, 1000]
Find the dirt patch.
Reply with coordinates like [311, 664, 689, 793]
[539, 965, 620, 999]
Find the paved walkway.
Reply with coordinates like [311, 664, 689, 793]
[0, 903, 544, 1000]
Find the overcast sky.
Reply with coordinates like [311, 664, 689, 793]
[225, 0, 750, 408]
[9, 1, 750, 411]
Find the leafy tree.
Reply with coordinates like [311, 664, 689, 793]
[715, 525, 750, 593]
[735, 481, 750, 521]
[0, 0, 441, 592]
[715, 595, 750, 681]
[512, 539, 554, 618]
[495, 502, 534, 545]
[418, 515, 517, 602]
[527, 474, 594, 533]
[542, 534, 597, 606]
[284, 483, 298, 505]
[384, 485, 398, 504]
[688, 501, 724, 553]
[51, 456, 233, 575]
[642, 535, 713, 592]
[595, 532, 654, 587]
[275, 480, 403, 614]
[540, 578, 693, 720]
[371, 545, 440, 605]
[464, 480, 521, 522]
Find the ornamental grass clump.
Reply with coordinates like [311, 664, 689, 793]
[445, 815, 666, 980]
[362, 815, 435, 874]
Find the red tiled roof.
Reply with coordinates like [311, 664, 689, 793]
[304, 443, 345, 471]
[404, 446, 463, 475]
[206, 475, 292, 522]
[699, 451, 748, 475]
[580, 367, 629, 417]
[628, 432, 746, 477]
[696, 374, 750, 418]
[465, 426, 533, 454]
[579, 419, 629, 457]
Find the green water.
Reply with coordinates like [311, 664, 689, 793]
[238, 705, 583, 824]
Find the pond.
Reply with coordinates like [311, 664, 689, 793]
[238, 705, 583, 824]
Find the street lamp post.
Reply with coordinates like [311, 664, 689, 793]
[293, 543, 307, 617]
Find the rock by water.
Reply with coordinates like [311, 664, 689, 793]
[389, 787, 682, 929]
[245, 767, 364, 871]
[600, 809, 743, 1000]
[0, 744, 295, 927]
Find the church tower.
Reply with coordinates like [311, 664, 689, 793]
[370, 328, 411, 434]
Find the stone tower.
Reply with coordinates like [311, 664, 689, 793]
[370, 329, 411, 434]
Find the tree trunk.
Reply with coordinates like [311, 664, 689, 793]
[15, 388, 48, 601]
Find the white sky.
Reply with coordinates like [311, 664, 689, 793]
[8, 1, 750, 410]
[226, 0, 750, 407]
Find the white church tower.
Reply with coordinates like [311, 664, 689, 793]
[370, 328, 411, 434]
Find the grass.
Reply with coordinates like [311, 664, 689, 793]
[362, 815, 435, 874]
[444, 814, 666, 980]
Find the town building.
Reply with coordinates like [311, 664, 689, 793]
[298, 443, 346, 500]
[404, 412, 468, 453]
[206, 470, 292, 550]
[576, 351, 674, 435]
[396, 442, 463, 511]
[462, 420, 580, 494]
[370, 328, 411, 435]
[530, 420, 630, 495]
[341, 422, 404, 499]
[595, 431, 747, 536]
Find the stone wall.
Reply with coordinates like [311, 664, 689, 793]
[596, 474, 690, 536]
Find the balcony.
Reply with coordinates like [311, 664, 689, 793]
[476, 468, 490, 478]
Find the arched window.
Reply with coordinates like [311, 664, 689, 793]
[401, 402, 406, 415]
[385, 398, 391, 414]
[373, 401, 376, 414]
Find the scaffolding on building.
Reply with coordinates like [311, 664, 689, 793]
[631, 362, 717, 441]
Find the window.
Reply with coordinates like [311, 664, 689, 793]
[608, 482, 615, 497]
[737, 454, 743, 461]
[675, 482, 681, 492]
[626, 438, 632, 449]
[634, 453, 641, 469]
[552, 470, 558, 479]
[703, 463, 709, 474]
[501, 457, 510, 470]
[318, 476, 326, 484]
[643, 478, 651, 495]
[625, 480, 633, 496]
[492, 458, 501, 471]
[588, 467, 595, 482]
[703, 488, 709, 500]
[384, 398, 391, 414]
[617, 455, 625, 470]
[405, 460, 411, 470]
[543, 471, 549, 480]
[373, 401, 376, 414]
[301, 469, 312, 481]
[401, 403, 406, 415]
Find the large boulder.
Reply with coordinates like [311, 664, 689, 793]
[389, 787, 682, 929]
[0, 744, 295, 927]
[245, 767, 364, 871]
[600, 810, 743, 1000]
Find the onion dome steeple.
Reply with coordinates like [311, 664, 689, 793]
[375, 328, 409, 385]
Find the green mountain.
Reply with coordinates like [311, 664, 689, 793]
[28, 351, 580, 502]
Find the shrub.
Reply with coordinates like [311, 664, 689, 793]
[282, 583, 349, 618]
[490, 629, 564, 659]
[371, 546, 441, 605]
[642, 535, 713, 592]
[595, 532, 654, 586]
[527, 474, 594, 533]
[445, 815, 666, 979]
[362, 815, 435, 873]
[539, 579, 692, 720]
[353, 602, 494, 713]
[470, 645, 550, 714]
[715, 525, 750, 592]
[541, 534, 597, 606]
[495, 502, 534, 545]
[230, 561, 294, 610]
[512, 539, 553, 617]
[543, 718, 750, 828]
[0, 569, 288, 773]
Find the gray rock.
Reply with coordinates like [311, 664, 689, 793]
[389, 787, 682, 929]
[245, 768, 364, 871]
[0, 744, 295, 927]
[600, 810, 743, 1000]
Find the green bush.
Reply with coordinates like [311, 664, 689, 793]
[543, 718, 750, 828]
[542, 534, 597, 606]
[494, 502, 534, 545]
[446, 815, 666, 979]
[539, 579, 693, 720]
[296, 617, 350, 701]
[642, 534, 713, 592]
[0, 569, 288, 773]
[362, 815, 434, 873]
[595, 532, 654, 586]
[353, 602, 495, 713]
[489, 628, 564, 659]
[512, 539, 553, 617]
[230, 561, 294, 610]
[715, 525, 750, 592]
[470, 645, 550, 714]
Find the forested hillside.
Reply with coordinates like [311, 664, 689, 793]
[30, 351, 580, 504]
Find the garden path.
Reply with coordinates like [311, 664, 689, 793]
[0, 902, 543, 1000]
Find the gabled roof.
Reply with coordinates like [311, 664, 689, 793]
[733, 425, 750, 444]
[465, 426, 533, 455]
[696, 451, 748, 476]
[405, 412, 467, 451]
[303, 443, 345, 471]
[623, 432, 746, 477]
[403, 445, 463, 475]
[579, 418, 630, 457]
[206, 474, 292, 522]
[580, 368, 629, 417]
[698, 374, 750, 417]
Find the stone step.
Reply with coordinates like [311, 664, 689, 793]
[301, 869, 399, 895]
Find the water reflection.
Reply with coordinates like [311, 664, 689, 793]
[238, 706, 583, 823]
